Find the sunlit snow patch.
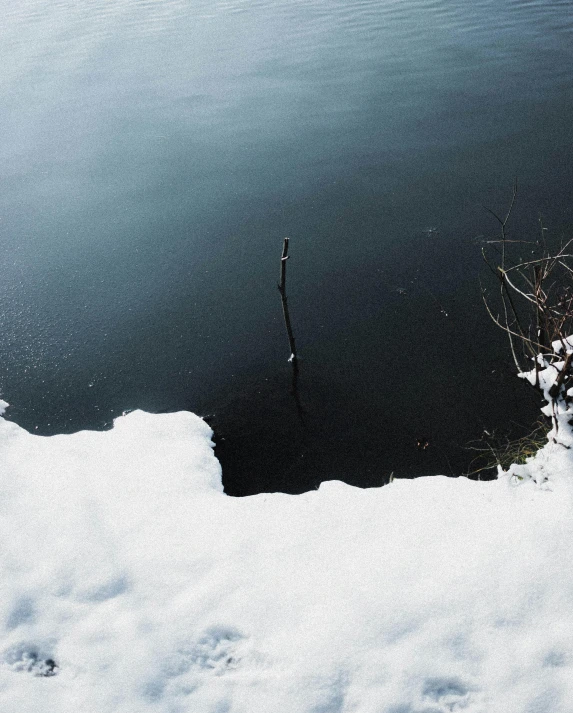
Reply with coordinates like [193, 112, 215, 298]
[1, 402, 573, 713]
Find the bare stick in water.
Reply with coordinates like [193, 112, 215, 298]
[278, 237, 305, 422]
[278, 237, 298, 367]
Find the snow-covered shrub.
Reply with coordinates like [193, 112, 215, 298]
[482, 187, 573, 484]
[519, 337, 573, 448]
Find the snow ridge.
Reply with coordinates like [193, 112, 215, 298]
[1, 403, 573, 712]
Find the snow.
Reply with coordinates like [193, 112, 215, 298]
[552, 336, 573, 354]
[2, 401, 573, 712]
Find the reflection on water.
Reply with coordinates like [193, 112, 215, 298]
[0, 0, 572, 491]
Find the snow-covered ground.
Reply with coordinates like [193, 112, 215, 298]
[2, 397, 573, 713]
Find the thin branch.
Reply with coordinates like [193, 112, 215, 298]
[505, 254, 573, 273]
[277, 237, 305, 423]
[481, 239, 538, 245]
[500, 271, 536, 355]
[499, 269, 537, 305]
[278, 237, 298, 365]
[503, 179, 518, 226]
[481, 291, 547, 354]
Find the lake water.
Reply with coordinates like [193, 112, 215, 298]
[1, 0, 572, 494]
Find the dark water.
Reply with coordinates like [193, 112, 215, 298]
[1, 0, 572, 494]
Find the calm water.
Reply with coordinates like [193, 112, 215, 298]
[1, 0, 572, 493]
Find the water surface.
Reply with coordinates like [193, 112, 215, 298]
[1, 0, 572, 493]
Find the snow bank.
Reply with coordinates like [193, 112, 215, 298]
[2, 404, 573, 712]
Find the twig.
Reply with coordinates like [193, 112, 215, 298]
[277, 238, 305, 423]
[278, 238, 298, 366]
[481, 290, 546, 353]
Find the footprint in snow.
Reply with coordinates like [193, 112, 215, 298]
[5, 597, 35, 630]
[421, 676, 473, 711]
[161, 626, 247, 681]
[144, 627, 249, 702]
[3, 643, 58, 677]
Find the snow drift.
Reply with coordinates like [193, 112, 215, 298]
[1, 395, 573, 712]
